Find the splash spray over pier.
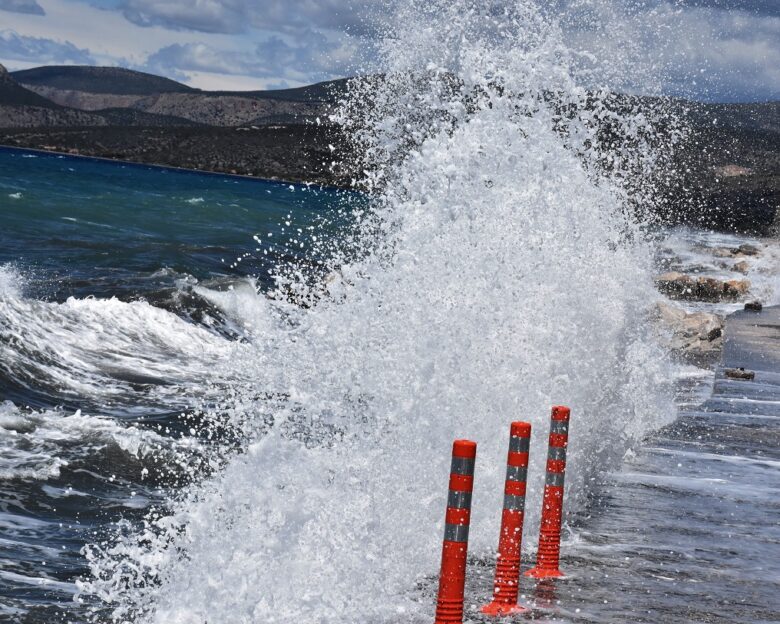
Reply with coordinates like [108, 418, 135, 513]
[81, 1, 677, 621]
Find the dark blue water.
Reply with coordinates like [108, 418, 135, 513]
[0, 148, 351, 622]
[1, 148, 778, 624]
[0, 147, 354, 302]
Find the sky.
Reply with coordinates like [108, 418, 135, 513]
[0, 0, 777, 100]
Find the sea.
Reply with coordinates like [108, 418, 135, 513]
[0, 147, 355, 621]
[1, 2, 779, 621]
[1, 145, 778, 623]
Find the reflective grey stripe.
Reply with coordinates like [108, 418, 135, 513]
[444, 523, 470, 543]
[450, 456, 475, 475]
[447, 490, 472, 510]
[508, 436, 530, 453]
[550, 420, 569, 434]
[505, 465, 527, 482]
[546, 471, 565, 486]
[503, 494, 526, 511]
[548, 446, 567, 461]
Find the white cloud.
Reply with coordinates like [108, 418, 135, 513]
[0, 0, 45, 16]
[118, 0, 383, 36]
[0, 28, 93, 63]
[121, 0, 247, 34]
[0, 0, 776, 99]
[143, 30, 356, 85]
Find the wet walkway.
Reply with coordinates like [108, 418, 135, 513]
[470, 306, 780, 623]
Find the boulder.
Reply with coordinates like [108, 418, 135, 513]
[736, 243, 760, 256]
[725, 368, 755, 380]
[725, 279, 750, 297]
[732, 260, 750, 274]
[713, 164, 754, 177]
[655, 272, 750, 302]
[655, 302, 724, 355]
[709, 243, 761, 258]
[711, 247, 737, 258]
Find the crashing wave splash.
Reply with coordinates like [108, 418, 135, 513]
[79, 1, 678, 622]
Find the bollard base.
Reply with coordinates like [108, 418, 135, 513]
[480, 601, 529, 616]
[524, 566, 565, 579]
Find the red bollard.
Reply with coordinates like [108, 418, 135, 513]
[481, 421, 532, 616]
[525, 406, 570, 579]
[434, 439, 477, 624]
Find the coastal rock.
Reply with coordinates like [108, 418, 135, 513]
[713, 164, 753, 178]
[709, 243, 761, 258]
[725, 278, 751, 296]
[736, 243, 760, 256]
[725, 368, 755, 380]
[711, 247, 736, 258]
[732, 260, 750, 274]
[655, 302, 724, 354]
[655, 271, 750, 302]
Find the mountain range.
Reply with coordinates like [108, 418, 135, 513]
[1, 64, 343, 127]
[0, 64, 777, 233]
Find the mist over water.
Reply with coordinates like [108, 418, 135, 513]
[81, 1, 681, 622]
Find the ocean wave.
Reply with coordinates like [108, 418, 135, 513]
[0, 265, 246, 411]
[81, 1, 679, 621]
[0, 265, 23, 298]
[0, 400, 201, 483]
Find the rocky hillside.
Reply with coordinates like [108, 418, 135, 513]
[11, 65, 194, 95]
[0, 64, 207, 127]
[0, 63, 109, 127]
[0, 64, 777, 233]
[11, 65, 333, 125]
[0, 63, 58, 107]
[660, 100, 780, 234]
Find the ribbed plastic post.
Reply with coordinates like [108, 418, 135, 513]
[434, 439, 477, 624]
[525, 406, 570, 579]
[481, 421, 531, 616]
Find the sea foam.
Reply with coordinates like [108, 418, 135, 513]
[81, 1, 678, 622]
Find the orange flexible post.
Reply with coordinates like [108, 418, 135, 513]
[525, 406, 570, 579]
[481, 421, 531, 616]
[434, 439, 477, 624]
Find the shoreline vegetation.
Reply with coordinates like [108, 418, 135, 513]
[1, 64, 778, 234]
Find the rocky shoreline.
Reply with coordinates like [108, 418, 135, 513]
[652, 235, 778, 364]
[0, 124, 352, 187]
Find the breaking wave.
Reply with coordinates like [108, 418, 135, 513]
[80, 1, 678, 622]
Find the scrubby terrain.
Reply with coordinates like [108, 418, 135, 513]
[0, 64, 777, 232]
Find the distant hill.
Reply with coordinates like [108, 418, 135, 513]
[97, 107, 203, 127]
[216, 79, 349, 103]
[0, 64, 777, 233]
[11, 65, 345, 103]
[9, 65, 335, 125]
[11, 65, 194, 95]
[0, 63, 59, 108]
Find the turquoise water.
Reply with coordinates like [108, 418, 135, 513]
[0, 147, 349, 301]
[0, 147, 351, 621]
